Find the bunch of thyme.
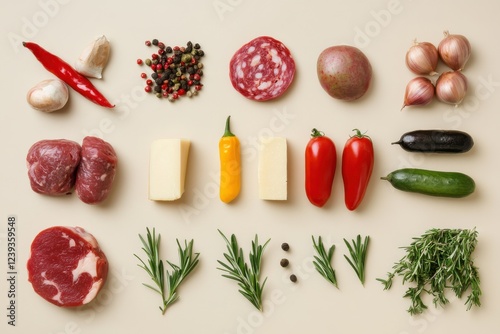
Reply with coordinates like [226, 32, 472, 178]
[377, 228, 481, 315]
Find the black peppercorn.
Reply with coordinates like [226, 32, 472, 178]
[281, 243, 290, 251]
[290, 274, 297, 283]
[280, 259, 289, 267]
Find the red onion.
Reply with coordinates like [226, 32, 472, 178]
[435, 71, 468, 105]
[401, 77, 435, 110]
[438, 31, 471, 71]
[405, 41, 439, 76]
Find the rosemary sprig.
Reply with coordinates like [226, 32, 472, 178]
[134, 228, 200, 315]
[377, 228, 481, 315]
[343, 235, 370, 285]
[217, 230, 270, 311]
[312, 236, 338, 288]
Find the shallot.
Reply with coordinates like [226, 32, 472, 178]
[435, 71, 468, 105]
[401, 77, 435, 110]
[438, 31, 471, 71]
[405, 41, 439, 76]
[26, 79, 69, 112]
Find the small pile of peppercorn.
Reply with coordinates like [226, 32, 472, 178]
[138, 39, 205, 101]
[280, 242, 297, 283]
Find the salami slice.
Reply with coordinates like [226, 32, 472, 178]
[229, 36, 296, 101]
[27, 226, 108, 307]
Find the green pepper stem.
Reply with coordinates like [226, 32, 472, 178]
[223, 116, 235, 137]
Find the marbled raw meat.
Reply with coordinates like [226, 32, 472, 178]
[27, 226, 108, 307]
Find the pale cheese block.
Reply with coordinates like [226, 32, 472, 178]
[149, 139, 190, 201]
[258, 137, 287, 200]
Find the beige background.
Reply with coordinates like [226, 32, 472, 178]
[1, 0, 500, 333]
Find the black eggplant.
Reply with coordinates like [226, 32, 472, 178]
[392, 130, 474, 153]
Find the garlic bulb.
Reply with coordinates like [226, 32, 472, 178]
[401, 77, 435, 110]
[438, 31, 471, 71]
[75, 35, 111, 79]
[405, 41, 439, 76]
[27, 79, 69, 112]
[435, 71, 468, 105]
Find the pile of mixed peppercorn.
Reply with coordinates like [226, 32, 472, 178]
[138, 39, 205, 101]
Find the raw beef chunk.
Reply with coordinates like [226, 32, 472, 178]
[75, 136, 117, 204]
[26, 139, 81, 195]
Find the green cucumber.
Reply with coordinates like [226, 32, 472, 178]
[381, 168, 475, 198]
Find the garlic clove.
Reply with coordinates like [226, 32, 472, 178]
[74, 35, 111, 79]
[27, 79, 69, 112]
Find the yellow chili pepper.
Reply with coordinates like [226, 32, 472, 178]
[219, 116, 241, 203]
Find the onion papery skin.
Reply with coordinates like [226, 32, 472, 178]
[438, 32, 471, 71]
[402, 77, 435, 110]
[406, 41, 439, 76]
[435, 71, 468, 105]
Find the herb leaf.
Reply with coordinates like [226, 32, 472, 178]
[217, 230, 270, 311]
[312, 236, 338, 288]
[343, 235, 370, 285]
[377, 228, 481, 315]
[134, 228, 200, 315]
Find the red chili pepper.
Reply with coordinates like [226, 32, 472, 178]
[305, 128, 337, 207]
[23, 41, 114, 108]
[342, 129, 374, 211]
